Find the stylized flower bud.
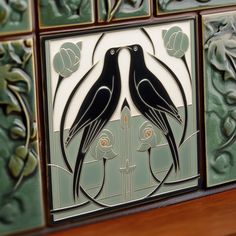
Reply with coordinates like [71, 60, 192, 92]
[162, 26, 189, 58]
[53, 42, 82, 78]
[90, 130, 117, 160]
[222, 116, 236, 137]
[137, 122, 160, 152]
[226, 91, 236, 105]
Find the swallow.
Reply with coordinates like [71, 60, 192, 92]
[65, 47, 121, 200]
[127, 44, 182, 172]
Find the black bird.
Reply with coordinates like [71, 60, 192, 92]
[65, 47, 121, 200]
[127, 44, 182, 172]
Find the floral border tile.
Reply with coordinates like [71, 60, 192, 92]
[0, 38, 44, 235]
[203, 11, 236, 187]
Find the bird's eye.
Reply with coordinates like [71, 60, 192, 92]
[133, 45, 138, 52]
[110, 49, 115, 55]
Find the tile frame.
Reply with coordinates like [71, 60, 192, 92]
[0, 35, 45, 235]
[40, 14, 201, 225]
[156, 0, 236, 16]
[201, 8, 236, 187]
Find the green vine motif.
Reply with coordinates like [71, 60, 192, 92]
[104, 0, 144, 22]
[0, 40, 38, 225]
[159, 0, 211, 10]
[204, 15, 236, 174]
[205, 16, 236, 83]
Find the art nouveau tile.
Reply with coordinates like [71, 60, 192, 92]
[0, 38, 44, 235]
[38, 0, 94, 29]
[42, 17, 199, 223]
[202, 11, 236, 187]
[157, 0, 236, 14]
[98, 0, 150, 22]
[0, 0, 32, 35]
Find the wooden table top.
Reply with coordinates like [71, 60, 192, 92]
[46, 188, 236, 236]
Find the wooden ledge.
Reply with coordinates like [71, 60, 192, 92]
[46, 189, 236, 236]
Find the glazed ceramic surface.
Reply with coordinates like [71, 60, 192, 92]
[97, 0, 150, 22]
[42, 18, 199, 222]
[0, 38, 44, 235]
[0, 0, 32, 35]
[203, 11, 236, 187]
[38, 0, 94, 29]
[157, 0, 236, 14]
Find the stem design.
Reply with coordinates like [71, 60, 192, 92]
[181, 55, 192, 85]
[106, 0, 122, 22]
[8, 85, 31, 191]
[53, 75, 64, 109]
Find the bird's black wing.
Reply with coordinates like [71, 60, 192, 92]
[66, 86, 112, 145]
[136, 78, 182, 123]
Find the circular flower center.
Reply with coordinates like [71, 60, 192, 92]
[144, 128, 153, 138]
[100, 137, 109, 147]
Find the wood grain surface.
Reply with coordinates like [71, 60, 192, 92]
[47, 189, 236, 236]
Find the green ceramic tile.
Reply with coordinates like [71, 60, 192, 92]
[38, 0, 94, 29]
[0, 0, 32, 35]
[42, 17, 199, 222]
[157, 0, 236, 14]
[98, 0, 150, 22]
[203, 11, 236, 187]
[0, 38, 44, 235]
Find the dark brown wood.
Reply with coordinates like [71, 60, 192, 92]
[46, 189, 236, 236]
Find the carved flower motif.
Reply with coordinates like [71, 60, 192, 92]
[207, 34, 236, 80]
[222, 116, 236, 138]
[53, 42, 82, 78]
[90, 130, 117, 161]
[137, 122, 160, 152]
[10, 0, 27, 12]
[211, 152, 233, 174]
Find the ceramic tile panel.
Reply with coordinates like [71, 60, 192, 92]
[38, 0, 95, 29]
[97, 0, 150, 23]
[42, 17, 199, 223]
[0, 38, 44, 235]
[0, 0, 32, 35]
[202, 11, 236, 187]
[157, 0, 236, 14]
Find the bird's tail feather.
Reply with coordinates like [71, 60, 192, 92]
[165, 129, 180, 172]
[73, 147, 86, 201]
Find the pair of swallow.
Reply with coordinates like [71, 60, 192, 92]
[65, 45, 182, 200]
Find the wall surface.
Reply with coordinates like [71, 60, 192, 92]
[0, 1, 236, 235]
